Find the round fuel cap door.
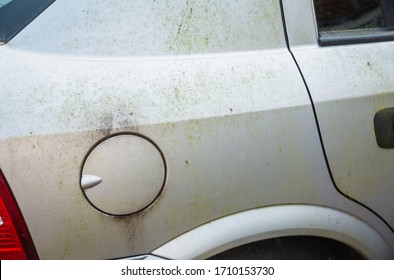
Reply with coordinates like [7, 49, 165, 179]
[80, 133, 166, 216]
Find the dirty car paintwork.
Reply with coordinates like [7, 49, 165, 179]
[0, 0, 394, 259]
[1, 46, 329, 258]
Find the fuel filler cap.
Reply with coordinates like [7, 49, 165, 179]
[80, 133, 166, 216]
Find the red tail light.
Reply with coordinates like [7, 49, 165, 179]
[0, 169, 38, 259]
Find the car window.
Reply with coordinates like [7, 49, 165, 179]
[313, 0, 394, 45]
[0, 0, 55, 44]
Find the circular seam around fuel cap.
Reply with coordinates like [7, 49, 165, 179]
[80, 132, 167, 216]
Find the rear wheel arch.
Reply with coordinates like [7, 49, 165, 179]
[152, 204, 394, 259]
[209, 236, 364, 260]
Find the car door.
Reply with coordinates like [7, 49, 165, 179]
[283, 0, 394, 229]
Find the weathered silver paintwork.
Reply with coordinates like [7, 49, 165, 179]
[0, 0, 393, 259]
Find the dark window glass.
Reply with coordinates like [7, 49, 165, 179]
[0, 0, 55, 44]
[314, 0, 394, 45]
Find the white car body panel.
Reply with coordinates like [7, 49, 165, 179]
[0, 0, 393, 259]
[7, 0, 284, 56]
[1, 47, 341, 258]
[284, 0, 394, 228]
[0, 48, 307, 139]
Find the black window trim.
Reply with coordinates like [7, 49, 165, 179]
[318, 29, 394, 46]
